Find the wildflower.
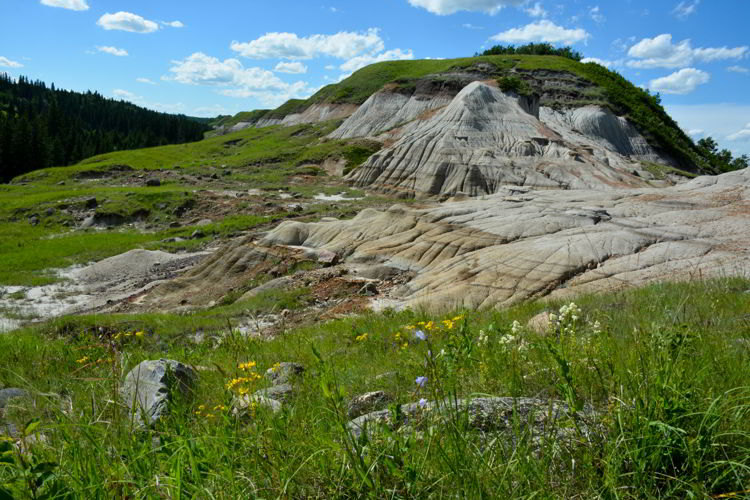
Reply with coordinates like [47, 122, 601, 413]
[452, 315, 465, 322]
[425, 321, 435, 331]
[418, 398, 428, 408]
[355, 333, 368, 342]
[405, 325, 416, 330]
[238, 361, 257, 371]
[477, 330, 489, 346]
[511, 320, 522, 336]
[76, 356, 90, 364]
[414, 330, 427, 341]
[415, 376, 428, 388]
[271, 362, 281, 372]
[401, 342, 409, 350]
[592, 321, 602, 335]
[213, 405, 227, 411]
[198, 405, 206, 411]
[134, 330, 145, 338]
[442, 319, 454, 329]
[499, 334, 515, 345]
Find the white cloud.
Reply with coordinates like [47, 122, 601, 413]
[274, 61, 308, 74]
[168, 53, 289, 90]
[462, 23, 485, 29]
[136, 77, 157, 84]
[727, 123, 750, 142]
[40, 0, 88, 11]
[687, 129, 704, 137]
[339, 48, 414, 73]
[648, 68, 710, 94]
[219, 81, 314, 107]
[97, 12, 159, 33]
[525, 2, 546, 17]
[230, 29, 384, 60]
[581, 57, 613, 68]
[727, 65, 749, 74]
[162, 21, 184, 28]
[672, 0, 699, 19]
[667, 103, 750, 155]
[194, 105, 229, 117]
[490, 20, 590, 45]
[0, 56, 23, 68]
[627, 34, 748, 69]
[589, 6, 605, 23]
[97, 46, 128, 57]
[324, 65, 335, 70]
[113, 89, 142, 101]
[407, 0, 524, 15]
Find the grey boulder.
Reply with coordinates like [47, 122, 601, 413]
[121, 359, 197, 426]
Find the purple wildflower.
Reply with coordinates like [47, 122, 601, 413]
[414, 329, 427, 341]
[415, 376, 428, 388]
[418, 398, 428, 408]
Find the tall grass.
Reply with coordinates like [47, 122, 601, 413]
[1, 278, 748, 497]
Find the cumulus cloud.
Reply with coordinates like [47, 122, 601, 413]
[525, 2, 546, 18]
[687, 129, 704, 137]
[339, 48, 414, 73]
[407, 0, 524, 15]
[490, 20, 589, 45]
[40, 0, 88, 11]
[627, 34, 748, 69]
[97, 12, 159, 33]
[648, 68, 710, 94]
[230, 29, 384, 60]
[162, 21, 184, 28]
[97, 46, 128, 57]
[274, 61, 308, 74]
[581, 57, 613, 68]
[727, 123, 750, 142]
[462, 23, 485, 29]
[193, 105, 229, 117]
[0, 56, 23, 68]
[672, 0, 699, 18]
[136, 77, 157, 84]
[727, 65, 749, 74]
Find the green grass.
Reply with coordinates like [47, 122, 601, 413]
[0, 278, 748, 497]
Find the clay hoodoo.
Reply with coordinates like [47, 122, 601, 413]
[342, 81, 675, 197]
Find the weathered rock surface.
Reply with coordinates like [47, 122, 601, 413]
[348, 397, 598, 442]
[347, 391, 393, 419]
[344, 82, 675, 197]
[232, 394, 283, 417]
[121, 359, 197, 425]
[265, 362, 305, 385]
[135, 168, 750, 313]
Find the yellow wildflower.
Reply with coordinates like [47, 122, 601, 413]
[355, 333, 368, 342]
[76, 356, 89, 364]
[198, 405, 206, 410]
[134, 331, 145, 338]
[238, 361, 257, 371]
[405, 325, 416, 330]
[442, 319, 454, 329]
[425, 321, 435, 331]
[213, 405, 227, 411]
[401, 342, 409, 349]
[452, 315, 465, 322]
[271, 362, 281, 372]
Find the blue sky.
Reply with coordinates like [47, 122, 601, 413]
[1, 0, 749, 154]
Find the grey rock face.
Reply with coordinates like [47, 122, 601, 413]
[348, 397, 597, 442]
[347, 391, 393, 419]
[232, 394, 283, 417]
[265, 362, 305, 385]
[121, 359, 197, 425]
[254, 383, 295, 402]
[344, 82, 674, 197]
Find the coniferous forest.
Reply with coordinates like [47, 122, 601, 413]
[0, 73, 210, 182]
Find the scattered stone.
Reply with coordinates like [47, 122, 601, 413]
[254, 383, 294, 402]
[288, 203, 304, 213]
[45, 207, 55, 216]
[265, 362, 304, 385]
[211, 173, 219, 180]
[191, 230, 206, 239]
[145, 178, 161, 187]
[195, 219, 212, 227]
[348, 397, 598, 442]
[120, 359, 197, 426]
[0, 388, 29, 410]
[232, 394, 282, 417]
[527, 311, 552, 334]
[84, 197, 98, 209]
[169, 221, 181, 228]
[79, 216, 96, 228]
[347, 391, 393, 419]
[359, 281, 379, 296]
[28, 216, 39, 226]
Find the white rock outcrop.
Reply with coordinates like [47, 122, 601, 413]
[343, 82, 675, 196]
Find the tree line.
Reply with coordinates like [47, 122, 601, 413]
[476, 42, 583, 61]
[0, 73, 210, 182]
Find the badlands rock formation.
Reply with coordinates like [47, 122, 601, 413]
[342, 82, 675, 197]
[143, 168, 750, 312]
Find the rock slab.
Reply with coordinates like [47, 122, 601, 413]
[121, 359, 197, 425]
